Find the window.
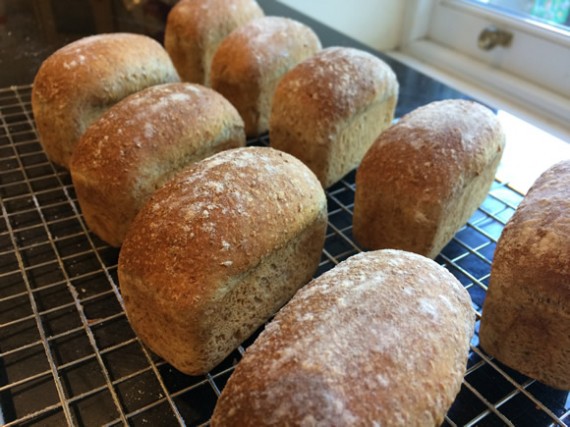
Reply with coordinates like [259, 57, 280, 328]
[468, 0, 570, 30]
[395, 0, 570, 139]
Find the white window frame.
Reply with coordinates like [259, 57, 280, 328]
[389, 0, 570, 141]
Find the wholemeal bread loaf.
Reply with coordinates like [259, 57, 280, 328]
[70, 83, 245, 247]
[479, 160, 570, 390]
[353, 99, 505, 258]
[269, 47, 398, 188]
[164, 0, 264, 85]
[211, 249, 475, 426]
[118, 147, 327, 375]
[210, 16, 321, 137]
[32, 33, 180, 168]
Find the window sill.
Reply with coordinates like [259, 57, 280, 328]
[386, 41, 570, 193]
[387, 39, 570, 143]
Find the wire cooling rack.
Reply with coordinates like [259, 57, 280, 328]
[0, 84, 568, 426]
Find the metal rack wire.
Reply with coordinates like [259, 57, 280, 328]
[0, 84, 568, 426]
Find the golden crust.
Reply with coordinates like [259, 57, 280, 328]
[270, 47, 398, 187]
[70, 82, 245, 247]
[164, 0, 264, 85]
[480, 160, 570, 390]
[118, 147, 327, 375]
[353, 99, 505, 258]
[211, 250, 475, 426]
[210, 16, 322, 137]
[31, 33, 180, 168]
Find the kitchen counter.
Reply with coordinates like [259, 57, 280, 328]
[0, 1, 568, 426]
[0, 0, 470, 115]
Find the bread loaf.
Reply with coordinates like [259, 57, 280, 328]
[211, 249, 475, 426]
[480, 160, 570, 390]
[70, 83, 245, 247]
[353, 99, 505, 258]
[164, 0, 264, 85]
[210, 16, 321, 137]
[269, 47, 398, 188]
[32, 33, 180, 168]
[118, 147, 327, 375]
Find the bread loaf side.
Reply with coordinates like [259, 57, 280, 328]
[210, 16, 321, 137]
[70, 83, 245, 247]
[32, 33, 180, 168]
[164, 0, 264, 85]
[353, 99, 505, 258]
[270, 47, 398, 188]
[118, 147, 327, 375]
[211, 249, 475, 426]
[480, 160, 570, 390]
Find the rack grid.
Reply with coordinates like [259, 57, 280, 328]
[0, 84, 568, 426]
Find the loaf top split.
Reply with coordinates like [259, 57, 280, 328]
[119, 147, 326, 311]
[212, 249, 475, 426]
[211, 16, 322, 80]
[71, 82, 243, 179]
[479, 159, 570, 390]
[270, 47, 398, 137]
[493, 159, 570, 298]
[164, 0, 264, 84]
[70, 82, 245, 247]
[359, 99, 504, 203]
[73, 83, 242, 172]
[210, 16, 322, 137]
[32, 33, 180, 167]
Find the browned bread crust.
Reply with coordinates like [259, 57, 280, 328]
[164, 0, 264, 85]
[118, 147, 327, 375]
[270, 47, 398, 188]
[211, 249, 475, 426]
[70, 83, 245, 247]
[210, 16, 322, 137]
[480, 160, 570, 390]
[353, 99, 505, 258]
[32, 33, 180, 168]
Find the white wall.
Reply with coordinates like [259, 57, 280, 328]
[276, 0, 406, 51]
